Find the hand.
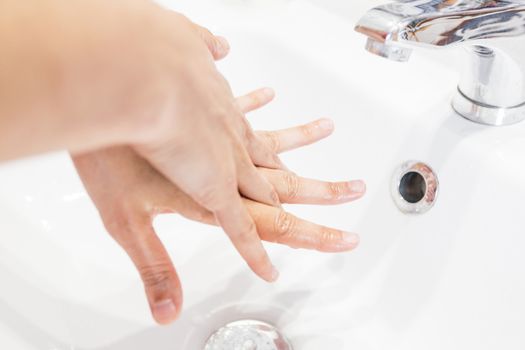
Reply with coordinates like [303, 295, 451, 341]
[125, 5, 286, 283]
[73, 89, 366, 325]
[1, 0, 284, 282]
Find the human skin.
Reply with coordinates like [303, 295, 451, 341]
[0, 0, 291, 282]
[73, 88, 366, 324]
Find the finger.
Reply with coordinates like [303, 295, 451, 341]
[138, 139, 278, 283]
[104, 215, 182, 325]
[257, 118, 335, 154]
[236, 88, 275, 114]
[159, 187, 216, 226]
[247, 134, 288, 170]
[258, 168, 366, 205]
[192, 23, 230, 60]
[180, 154, 278, 282]
[214, 193, 279, 283]
[242, 122, 288, 170]
[227, 101, 287, 171]
[237, 150, 281, 207]
[245, 199, 360, 252]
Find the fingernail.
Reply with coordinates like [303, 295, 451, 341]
[217, 36, 230, 56]
[262, 87, 275, 98]
[342, 232, 360, 245]
[349, 180, 366, 193]
[270, 266, 280, 282]
[317, 118, 334, 131]
[153, 299, 177, 323]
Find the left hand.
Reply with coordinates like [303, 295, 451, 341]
[73, 88, 365, 325]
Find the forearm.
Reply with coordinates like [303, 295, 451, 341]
[0, 0, 166, 160]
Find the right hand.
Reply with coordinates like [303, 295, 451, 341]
[69, 1, 287, 282]
[132, 4, 288, 283]
[0, 1, 308, 284]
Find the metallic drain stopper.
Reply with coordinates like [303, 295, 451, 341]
[204, 320, 292, 350]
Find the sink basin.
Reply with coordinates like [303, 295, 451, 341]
[1, 1, 525, 349]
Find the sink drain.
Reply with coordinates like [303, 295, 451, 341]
[204, 320, 292, 350]
[391, 161, 438, 214]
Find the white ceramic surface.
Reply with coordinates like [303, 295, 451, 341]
[1, 1, 524, 349]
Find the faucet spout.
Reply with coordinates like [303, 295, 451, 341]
[355, 0, 525, 49]
[365, 38, 413, 62]
[355, 0, 525, 126]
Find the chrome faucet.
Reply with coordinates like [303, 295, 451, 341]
[355, 0, 525, 126]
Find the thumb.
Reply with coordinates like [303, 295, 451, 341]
[107, 218, 183, 325]
[192, 23, 230, 60]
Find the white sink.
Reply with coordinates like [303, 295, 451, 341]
[1, 1, 525, 349]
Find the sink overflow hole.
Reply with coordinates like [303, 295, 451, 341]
[399, 171, 426, 203]
[390, 161, 439, 215]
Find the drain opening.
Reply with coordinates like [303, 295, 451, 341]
[391, 161, 439, 215]
[399, 171, 426, 204]
[205, 320, 292, 350]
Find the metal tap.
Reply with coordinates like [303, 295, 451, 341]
[355, 0, 525, 126]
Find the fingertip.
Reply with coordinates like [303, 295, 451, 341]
[215, 36, 230, 59]
[152, 299, 179, 325]
[349, 180, 366, 195]
[252, 254, 279, 283]
[316, 118, 335, 132]
[258, 265, 280, 283]
[262, 87, 276, 99]
[342, 231, 360, 247]
[216, 201, 278, 284]
[323, 231, 359, 253]
[269, 265, 280, 282]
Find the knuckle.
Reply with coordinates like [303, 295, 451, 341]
[319, 228, 343, 248]
[270, 190, 280, 204]
[284, 172, 300, 199]
[224, 174, 236, 187]
[328, 182, 348, 199]
[192, 22, 214, 40]
[138, 263, 172, 289]
[227, 217, 257, 245]
[251, 94, 262, 106]
[237, 219, 257, 241]
[301, 123, 315, 139]
[273, 211, 298, 239]
[103, 213, 152, 251]
[248, 93, 264, 109]
[176, 13, 192, 24]
[262, 132, 281, 153]
[241, 119, 253, 143]
[102, 208, 137, 240]
[207, 106, 230, 123]
[194, 185, 225, 209]
[202, 27, 214, 40]
[193, 172, 236, 209]
[215, 110, 231, 123]
[272, 154, 282, 167]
